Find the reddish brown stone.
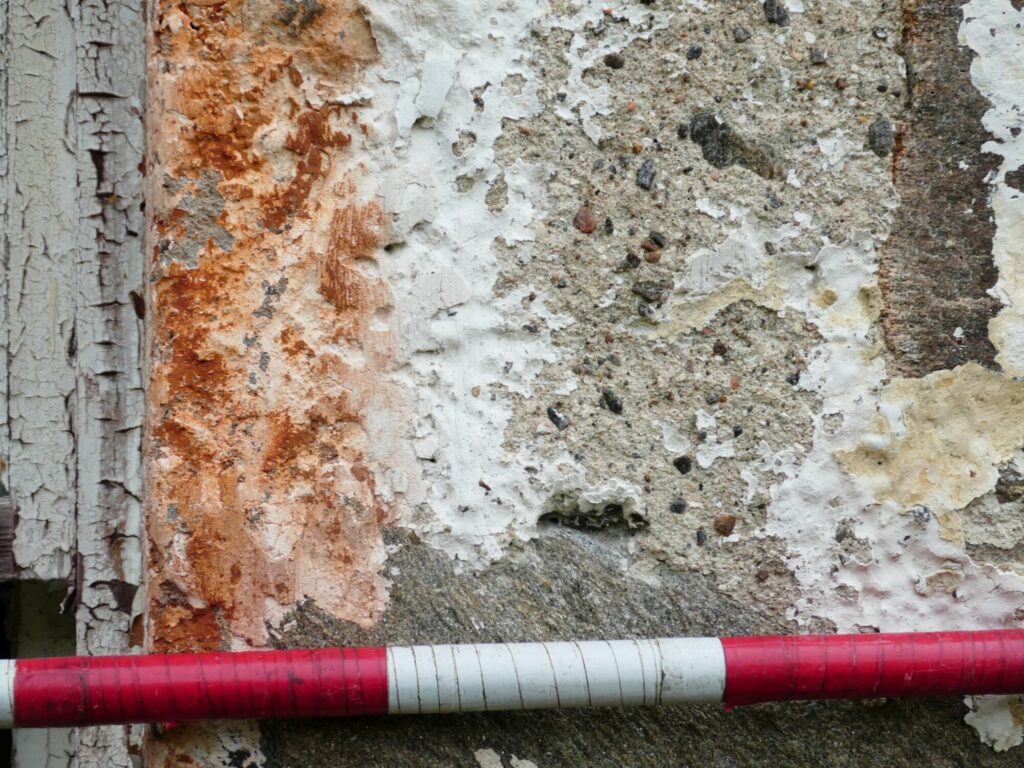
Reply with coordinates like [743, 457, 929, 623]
[713, 514, 737, 536]
[573, 206, 598, 234]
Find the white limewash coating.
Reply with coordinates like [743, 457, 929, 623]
[959, 0, 1024, 750]
[358, 1, 669, 567]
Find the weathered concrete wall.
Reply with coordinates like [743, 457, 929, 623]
[142, 0, 1024, 765]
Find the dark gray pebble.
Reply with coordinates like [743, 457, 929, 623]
[763, 0, 790, 26]
[632, 281, 669, 303]
[547, 406, 570, 431]
[600, 388, 624, 414]
[868, 116, 894, 157]
[637, 159, 657, 190]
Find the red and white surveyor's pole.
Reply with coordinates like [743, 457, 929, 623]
[2, 630, 1023, 728]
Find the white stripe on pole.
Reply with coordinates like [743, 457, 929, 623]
[386, 638, 725, 714]
[0, 660, 13, 727]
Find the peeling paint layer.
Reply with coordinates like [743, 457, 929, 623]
[4, 0, 79, 582]
[958, 0, 1024, 749]
[961, 1, 1024, 377]
[357, 0, 684, 569]
[357, 0, 558, 566]
[145, 0, 391, 652]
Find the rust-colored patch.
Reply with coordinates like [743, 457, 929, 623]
[145, 0, 392, 655]
[260, 107, 354, 230]
[319, 202, 388, 309]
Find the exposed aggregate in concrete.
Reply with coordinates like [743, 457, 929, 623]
[141, 0, 1024, 763]
[489, 0, 902, 625]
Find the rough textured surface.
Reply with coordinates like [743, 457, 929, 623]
[4, 0, 79, 583]
[145, 0, 388, 654]
[73, 0, 147, 764]
[139, 0, 1024, 764]
[259, 530, 1019, 768]
[878, 0, 1000, 376]
[144, 0, 400, 763]
[2, 1, 146, 764]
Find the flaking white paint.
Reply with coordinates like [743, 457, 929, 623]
[3, 0, 145, 762]
[548, 2, 670, 142]
[361, 1, 669, 566]
[959, 0, 1024, 749]
[4, 0, 79, 583]
[960, 3, 1024, 377]
[652, 20, 1024, 741]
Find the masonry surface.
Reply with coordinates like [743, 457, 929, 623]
[135, 0, 1024, 765]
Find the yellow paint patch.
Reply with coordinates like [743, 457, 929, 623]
[837, 363, 1024, 541]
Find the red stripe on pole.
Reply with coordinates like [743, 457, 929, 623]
[721, 630, 1024, 707]
[13, 647, 387, 728]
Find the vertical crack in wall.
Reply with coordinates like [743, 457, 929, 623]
[145, 0, 394, 762]
[878, 0, 1000, 376]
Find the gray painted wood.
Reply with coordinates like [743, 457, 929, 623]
[1, 0, 145, 764]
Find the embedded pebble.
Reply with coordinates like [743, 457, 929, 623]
[763, 0, 790, 26]
[868, 116, 895, 157]
[600, 388, 624, 414]
[673, 456, 693, 475]
[573, 206, 598, 233]
[713, 514, 737, 536]
[547, 406, 570, 431]
[637, 159, 657, 190]
[632, 281, 668, 303]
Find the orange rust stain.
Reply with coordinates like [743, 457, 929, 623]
[146, 0, 391, 653]
[262, 413, 319, 472]
[279, 325, 314, 357]
[320, 202, 388, 309]
[260, 107, 354, 231]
